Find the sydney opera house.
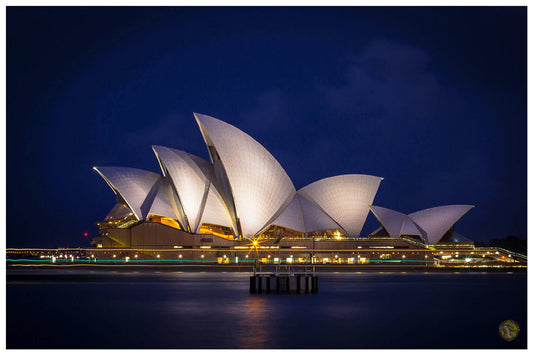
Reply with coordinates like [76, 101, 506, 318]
[89, 113, 481, 264]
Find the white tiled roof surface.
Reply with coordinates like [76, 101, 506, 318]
[147, 178, 183, 225]
[94, 166, 161, 220]
[369, 205, 408, 238]
[408, 205, 474, 244]
[199, 184, 235, 233]
[195, 113, 296, 237]
[299, 174, 382, 237]
[269, 195, 305, 232]
[153, 145, 213, 233]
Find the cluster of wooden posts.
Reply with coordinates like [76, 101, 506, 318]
[250, 273, 318, 294]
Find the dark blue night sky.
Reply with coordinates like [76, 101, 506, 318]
[7, 7, 526, 247]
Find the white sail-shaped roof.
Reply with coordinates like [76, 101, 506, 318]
[298, 194, 343, 233]
[94, 166, 161, 220]
[198, 185, 235, 232]
[147, 178, 183, 224]
[104, 202, 134, 221]
[153, 145, 214, 233]
[408, 205, 474, 245]
[400, 218, 426, 240]
[269, 195, 305, 232]
[299, 174, 382, 237]
[369, 205, 407, 238]
[194, 113, 296, 237]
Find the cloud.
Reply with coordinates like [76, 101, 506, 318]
[318, 39, 439, 128]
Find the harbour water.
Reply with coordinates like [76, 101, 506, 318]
[7, 270, 527, 349]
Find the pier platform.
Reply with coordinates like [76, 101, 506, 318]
[250, 273, 318, 294]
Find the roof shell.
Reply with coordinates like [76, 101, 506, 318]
[298, 194, 343, 233]
[400, 218, 426, 240]
[408, 205, 474, 244]
[194, 113, 296, 237]
[104, 202, 134, 221]
[94, 166, 161, 220]
[153, 145, 214, 233]
[198, 184, 235, 232]
[369, 205, 426, 240]
[269, 195, 305, 232]
[299, 174, 382, 237]
[369, 205, 407, 238]
[147, 177, 184, 224]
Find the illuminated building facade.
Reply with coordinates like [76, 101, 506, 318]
[88, 113, 489, 264]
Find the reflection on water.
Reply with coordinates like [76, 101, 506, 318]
[7, 271, 527, 349]
[238, 297, 270, 348]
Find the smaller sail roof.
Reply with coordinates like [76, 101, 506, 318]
[400, 218, 426, 241]
[153, 145, 215, 233]
[299, 174, 382, 237]
[104, 202, 134, 221]
[408, 205, 474, 245]
[298, 194, 343, 233]
[198, 184, 235, 233]
[369, 205, 407, 238]
[370, 204, 473, 244]
[94, 166, 161, 220]
[147, 178, 183, 225]
[268, 195, 305, 233]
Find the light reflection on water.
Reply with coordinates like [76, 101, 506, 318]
[238, 297, 271, 348]
[7, 270, 527, 349]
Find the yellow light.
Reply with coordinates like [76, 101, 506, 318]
[157, 255, 160, 258]
[113, 254, 116, 258]
[402, 255, 405, 258]
[201, 255, 204, 258]
[253, 241, 258, 246]
[245, 255, 248, 258]
[135, 255, 138, 258]
[179, 254, 182, 258]
[223, 255, 227, 258]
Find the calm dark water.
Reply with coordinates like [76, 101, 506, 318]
[7, 270, 527, 349]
